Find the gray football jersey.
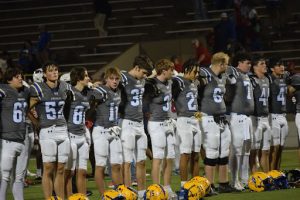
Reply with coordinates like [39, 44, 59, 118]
[121, 72, 145, 122]
[30, 81, 70, 128]
[93, 85, 121, 128]
[173, 76, 199, 117]
[251, 76, 270, 116]
[146, 78, 172, 121]
[291, 73, 300, 113]
[269, 74, 287, 114]
[227, 67, 254, 115]
[0, 84, 30, 142]
[200, 68, 226, 115]
[67, 87, 91, 135]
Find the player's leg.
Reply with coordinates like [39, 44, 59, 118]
[240, 116, 252, 186]
[163, 121, 176, 197]
[177, 117, 193, 183]
[202, 116, 219, 185]
[250, 117, 261, 173]
[121, 120, 136, 187]
[230, 114, 250, 189]
[110, 138, 123, 186]
[12, 143, 27, 200]
[191, 121, 201, 177]
[55, 135, 70, 199]
[260, 120, 271, 172]
[277, 115, 288, 169]
[65, 139, 77, 198]
[39, 132, 58, 199]
[0, 141, 22, 199]
[148, 121, 166, 184]
[136, 131, 148, 198]
[219, 125, 231, 183]
[77, 140, 89, 195]
[93, 126, 109, 195]
[270, 114, 280, 170]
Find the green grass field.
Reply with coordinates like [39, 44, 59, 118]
[7, 149, 300, 200]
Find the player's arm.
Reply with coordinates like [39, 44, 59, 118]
[143, 78, 157, 104]
[172, 78, 182, 100]
[118, 83, 127, 118]
[27, 97, 40, 128]
[63, 90, 74, 122]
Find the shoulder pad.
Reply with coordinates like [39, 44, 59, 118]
[249, 75, 258, 87]
[120, 72, 128, 86]
[173, 76, 185, 91]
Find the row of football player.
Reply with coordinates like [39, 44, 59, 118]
[1, 52, 300, 200]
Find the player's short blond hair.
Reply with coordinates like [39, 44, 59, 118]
[104, 67, 121, 79]
[211, 52, 229, 66]
[155, 59, 174, 75]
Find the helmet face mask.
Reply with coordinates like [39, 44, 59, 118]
[268, 170, 289, 189]
[33, 68, 44, 83]
[249, 172, 274, 192]
[102, 189, 125, 200]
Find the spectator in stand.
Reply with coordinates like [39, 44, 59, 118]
[248, 8, 262, 51]
[234, 1, 252, 48]
[170, 55, 183, 73]
[93, 0, 112, 37]
[192, 39, 212, 68]
[18, 40, 38, 74]
[213, 12, 236, 53]
[37, 25, 51, 64]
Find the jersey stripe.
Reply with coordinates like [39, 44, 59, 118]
[201, 67, 212, 82]
[174, 76, 185, 90]
[32, 82, 44, 99]
[0, 88, 6, 98]
[121, 72, 128, 86]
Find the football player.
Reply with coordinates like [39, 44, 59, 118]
[227, 52, 254, 190]
[143, 59, 177, 198]
[28, 61, 71, 199]
[64, 67, 92, 197]
[172, 59, 201, 187]
[119, 55, 153, 199]
[249, 55, 271, 173]
[91, 67, 123, 195]
[268, 57, 289, 170]
[199, 52, 235, 193]
[0, 68, 30, 200]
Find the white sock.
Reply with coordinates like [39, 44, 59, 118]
[229, 153, 236, 184]
[36, 169, 42, 177]
[235, 155, 242, 184]
[164, 185, 172, 193]
[180, 181, 187, 187]
[138, 190, 146, 198]
[12, 181, 24, 200]
[241, 155, 250, 185]
[0, 180, 9, 200]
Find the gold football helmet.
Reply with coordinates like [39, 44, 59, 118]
[144, 184, 168, 200]
[248, 172, 274, 192]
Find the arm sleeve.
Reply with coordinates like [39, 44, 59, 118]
[172, 78, 182, 100]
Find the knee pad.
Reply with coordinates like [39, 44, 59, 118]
[204, 157, 218, 166]
[218, 156, 229, 165]
[58, 138, 71, 163]
[123, 147, 135, 163]
[40, 139, 57, 162]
